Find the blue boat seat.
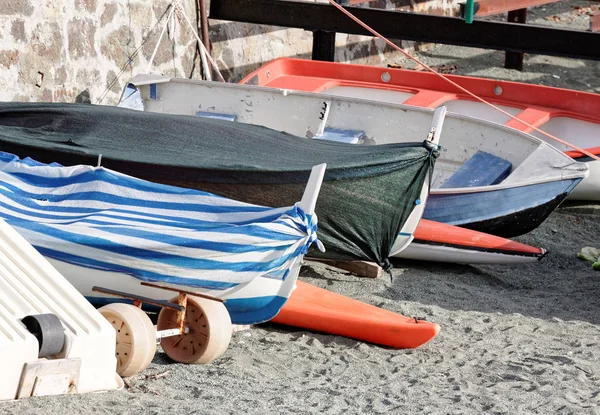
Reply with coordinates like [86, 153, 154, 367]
[195, 111, 238, 122]
[440, 150, 512, 188]
[315, 128, 365, 144]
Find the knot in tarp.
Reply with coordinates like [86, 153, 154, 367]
[291, 205, 323, 255]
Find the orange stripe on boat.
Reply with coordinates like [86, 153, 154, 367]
[415, 219, 544, 255]
[565, 146, 600, 159]
[271, 281, 440, 349]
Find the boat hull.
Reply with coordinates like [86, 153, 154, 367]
[424, 178, 581, 237]
[47, 257, 301, 325]
[394, 219, 546, 264]
[567, 158, 600, 201]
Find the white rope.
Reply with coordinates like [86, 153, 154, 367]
[176, 1, 225, 81]
[146, 4, 176, 72]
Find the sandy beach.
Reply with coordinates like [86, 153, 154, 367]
[2, 1, 600, 414]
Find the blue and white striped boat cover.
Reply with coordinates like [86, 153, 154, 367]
[0, 152, 319, 290]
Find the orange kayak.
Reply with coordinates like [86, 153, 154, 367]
[271, 280, 440, 349]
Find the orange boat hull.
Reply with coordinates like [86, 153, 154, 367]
[271, 280, 440, 349]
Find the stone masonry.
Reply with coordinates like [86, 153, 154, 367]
[0, 0, 458, 105]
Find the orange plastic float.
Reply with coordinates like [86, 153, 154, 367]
[271, 281, 440, 349]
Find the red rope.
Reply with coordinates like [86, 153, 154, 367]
[327, 0, 600, 161]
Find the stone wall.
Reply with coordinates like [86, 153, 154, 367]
[0, 0, 459, 105]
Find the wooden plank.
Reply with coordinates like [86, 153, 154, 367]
[91, 286, 186, 311]
[591, 11, 600, 32]
[305, 257, 382, 278]
[471, 0, 560, 17]
[504, 8, 527, 70]
[312, 30, 336, 61]
[140, 281, 225, 303]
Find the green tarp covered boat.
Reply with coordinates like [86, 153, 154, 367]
[0, 102, 439, 269]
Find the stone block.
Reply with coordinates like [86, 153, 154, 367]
[75, 0, 97, 13]
[105, 70, 121, 94]
[54, 67, 68, 85]
[11, 19, 27, 43]
[68, 17, 97, 58]
[130, 3, 153, 28]
[0, 50, 19, 69]
[101, 25, 136, 67]
[101, 3, 118, 26]
[31, 22, 63, 62]
[0, 0, 34, 16]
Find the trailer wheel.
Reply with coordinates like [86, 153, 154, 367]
[21, 313, 66, 358]
[157, 295, 232, 364]
[99, 303, 156, 377]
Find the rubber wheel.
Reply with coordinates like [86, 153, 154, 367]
[99, 303, 156, 377]
[21, 313, 65, 358]
[157, 295, 232, 364]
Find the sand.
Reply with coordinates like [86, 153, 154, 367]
[2, 1, 600, 414]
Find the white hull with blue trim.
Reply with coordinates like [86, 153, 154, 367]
[119, 75, 589, 238]
[0, 153, 326, 325]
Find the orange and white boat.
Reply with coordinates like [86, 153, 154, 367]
[241, 58, 600, 201]
[404, 219, 546, 264]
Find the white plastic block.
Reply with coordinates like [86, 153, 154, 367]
[0, 219, 121, 400]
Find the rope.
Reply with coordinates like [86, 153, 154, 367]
[175, 1, 225, 82]
[97, 6, 174, 104]
[327, 0, 600, 161]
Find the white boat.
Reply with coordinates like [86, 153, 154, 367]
[118, 75, 588, 238]
[240, 58, 600, 201]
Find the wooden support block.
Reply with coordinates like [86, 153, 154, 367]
[504, 8, 527, 70]
[305, 257, 382, 278]
[312, 30, 336, 61]
[591, 12, 600, 33]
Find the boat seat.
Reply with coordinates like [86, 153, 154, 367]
[195, 111, 238, 122]
[440, 150, 512, 188]
[315, 128, 365, 144]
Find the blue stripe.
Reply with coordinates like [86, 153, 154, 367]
[97, 225, 301, 252]
[15, 221, 308, 273]
[0, 181, 269, 215]
[0, 189, 289, 229]
[9, 168, 220, 196]
[0, 196, 300, 240]
[39, 247, 239, 290]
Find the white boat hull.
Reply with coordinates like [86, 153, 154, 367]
[47, 256, 302, 326]
[395, 242, 545, 264]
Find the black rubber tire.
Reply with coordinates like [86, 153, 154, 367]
[22, 313, 66, 358]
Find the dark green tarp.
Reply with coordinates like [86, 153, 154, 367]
[0, 102, 436, 268]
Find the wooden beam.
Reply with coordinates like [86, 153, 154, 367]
[504, 8, 527, 70]
[469, 0, 561, 17]
[305, 257, 382, 278]
[312, 31, 336, 61]
[210, 0, 600, 62]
